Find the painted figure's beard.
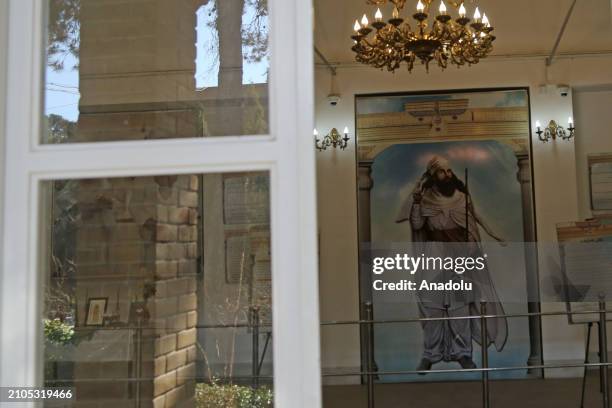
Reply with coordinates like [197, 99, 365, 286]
[435, 178, 457, 197]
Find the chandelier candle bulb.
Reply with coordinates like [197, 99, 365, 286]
[417, 0, 425, 12]
[361, 14, 369, 26]
[372, 8, 387, 29]
[439, 1, 447, 15]
[482, 13, 490, 27]
[375, 8, 383, 21]
[393, 7, 400, 19]
[473, 7, 481, 21]
[459, 3, 466, 17]
[569, 117, 574, 125]
[354, 20, 361, 32]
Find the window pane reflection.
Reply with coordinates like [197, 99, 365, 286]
[43, 0, 270, 143]
[43, 172, 274, 407]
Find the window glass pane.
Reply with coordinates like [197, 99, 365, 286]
[42, 172, 274, 407]
[43, 0, 269, 143]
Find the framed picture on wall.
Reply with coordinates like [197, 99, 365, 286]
[85, 297, 107, 326]
[588, 153, 612, 212]
[354, 88, 541, 383]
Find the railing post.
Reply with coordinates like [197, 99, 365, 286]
[364, 301, 375, 408]
[599, 294, 609, 408]
[134, 306, 146, 408]
[582, 322, 593, 408]
[251, 306, 260, 389]
[480, 301, 490, 408]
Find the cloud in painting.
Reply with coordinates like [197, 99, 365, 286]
[416, 145, 492, 167]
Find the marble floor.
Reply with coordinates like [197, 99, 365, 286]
[323, 372, 607, 408]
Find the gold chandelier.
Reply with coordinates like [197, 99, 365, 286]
[351, 0, 495, 72]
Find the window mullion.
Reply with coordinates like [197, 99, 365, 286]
[26, 138, 280, 178]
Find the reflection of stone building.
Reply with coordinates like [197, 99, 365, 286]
[356, 100, 541, 371]
[74, 0, 268, 142]
[48, 1, 270, 407]
[67, 175, 200, 407]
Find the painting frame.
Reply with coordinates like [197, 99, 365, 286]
[84, 297, 108, 326]
[85, 297, 108, 327]
[353, 87, 543, 381]
[588, 153, 612, 213]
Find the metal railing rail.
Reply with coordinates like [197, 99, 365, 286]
[197, 299, 612, 408]
[44, 300, 612, 408]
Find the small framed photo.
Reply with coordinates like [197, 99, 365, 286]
[85, 298, 108, 326]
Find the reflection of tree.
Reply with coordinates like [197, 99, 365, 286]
[205, 0, 269, 69]
[47, 0, 80, 71]
[46, 114, 77, 143]
[242, 0, 269, 64]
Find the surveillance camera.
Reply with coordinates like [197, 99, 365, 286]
[557, 85, 571, 98]
[328, 94, 341, 107]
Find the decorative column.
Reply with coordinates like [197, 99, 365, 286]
[517, 153, 543, 374]
[358, 163, 374, 379]
[358, 163, 374, 303]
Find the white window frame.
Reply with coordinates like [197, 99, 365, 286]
[0, 1, 321, 407]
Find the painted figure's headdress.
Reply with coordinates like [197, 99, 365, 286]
[426, 155, 451, 176]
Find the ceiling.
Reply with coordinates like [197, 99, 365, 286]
[314, 0, 612, 64]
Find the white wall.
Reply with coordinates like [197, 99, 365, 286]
[315, 54, 612, 381]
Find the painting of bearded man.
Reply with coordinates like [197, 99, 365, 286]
[396, 155, 508, 372]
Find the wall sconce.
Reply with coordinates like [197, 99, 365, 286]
[314, 127, 350, 151]
[535, 118, 575, 142]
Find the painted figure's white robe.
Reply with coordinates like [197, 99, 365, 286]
[397, 187, 508, 362]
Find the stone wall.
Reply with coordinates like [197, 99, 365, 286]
[69, 174, 200, 407]
[150, 175, 199, 408]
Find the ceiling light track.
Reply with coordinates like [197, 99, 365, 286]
[546, 0, 578, 66]
[314, 46, 337, 76]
